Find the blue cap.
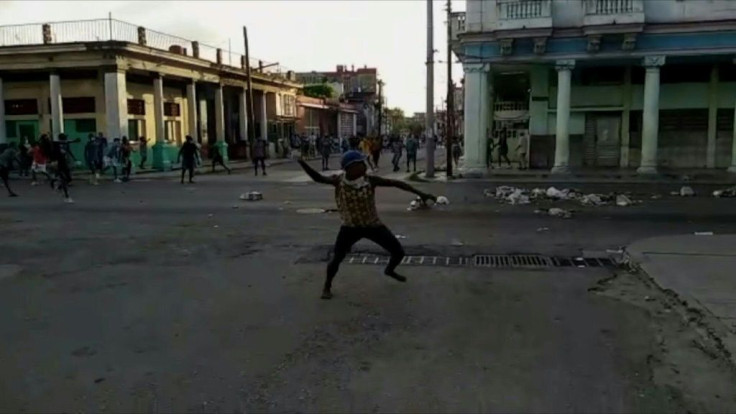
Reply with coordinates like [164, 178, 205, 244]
[341, 150, 366, 169]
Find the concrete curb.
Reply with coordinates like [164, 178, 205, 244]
[625, 234, 736, 368]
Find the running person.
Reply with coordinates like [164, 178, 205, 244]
[297, 150, 437, 300]
[0, 142, 20, 197]
[210, 143, 231, 174]
[120, 137, 133, 182]
[49, 134, 73, 203]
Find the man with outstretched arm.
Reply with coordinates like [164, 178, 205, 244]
[298, 151, 437, 300]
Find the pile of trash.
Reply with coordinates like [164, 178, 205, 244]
[713, 186, 736, 198]
[239, 191, 263, 201]
[487, 186, 639, 207]
[407, 195, 450, 211]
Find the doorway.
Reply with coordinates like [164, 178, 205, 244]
[583, 113, 621, 168]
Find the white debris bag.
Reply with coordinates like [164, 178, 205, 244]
[506, 189, 530, 205]
[435, 195, 450, 205]
[546, 187, 565, 199]
[679, 186, 695, 197]
[581, 194, 604, 206]
[616, 194, 632, 207]
[239, 191, 263, 201]
[548, 207, 572, 219]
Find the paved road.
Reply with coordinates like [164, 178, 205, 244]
[1, 157, 736, 412]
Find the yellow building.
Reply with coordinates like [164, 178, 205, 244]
[0, 19, 301, 169]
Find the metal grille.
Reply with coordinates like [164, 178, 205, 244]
[342, 254, 615, 269]
[474, 255, 552, 268]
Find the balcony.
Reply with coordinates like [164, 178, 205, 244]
[583, 0, 645, 28]
[496, 0, 552, 32]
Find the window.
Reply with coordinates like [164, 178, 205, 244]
[127, 99, 146, 115]
[164, 102, 181, 117]
[282, 95, 296, 117]
[5, 99, 38, 115]
[74, 119, 96, 133]
[164, 120, 181, 144]
[63, 97, 95, 114]
[128, 119, 146, 140]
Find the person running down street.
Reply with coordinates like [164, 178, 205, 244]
[0, 142, 20, 197]
[297, 150, 437, 300]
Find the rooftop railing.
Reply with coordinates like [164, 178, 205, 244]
[0, 18, 292, 81]
[498, 0, 551, 20]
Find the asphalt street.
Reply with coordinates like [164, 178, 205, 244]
[1, 156, 736, 413]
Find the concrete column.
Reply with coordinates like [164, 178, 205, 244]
[104, 70, 128, 140]
[49, 73, 64, 139]
[638, 56, 665, 175]
[552, 60, 574, 174]
[198, 99, 208, 143]
[0, 77, 6, 144]
[214, 84, 228, 161]
[214, 85, 225, 141]
[352, 113, 357, 136]
[461, 63, 489, 177]
[238, 87, 248, 141]
[186, 81, 197, 139]
[706, 65, 719, 168]
[620, 66, 632, 168]
[260, 92, 268, 140]
[729, 94, 736, 173]
[336, 111, 342, 139]
[151, 75, 171, 170]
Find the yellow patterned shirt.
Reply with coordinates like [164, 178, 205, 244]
[334, 175, 382, 228]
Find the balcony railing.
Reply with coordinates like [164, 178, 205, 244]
[583, 0, 644, 26]
[0, 18, 292, 81]
[585, 0, 634, 15]
[494, 101, 529, 112]
[498, 0, 551, 20]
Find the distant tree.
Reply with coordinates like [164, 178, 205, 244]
[303, 84, 334, 99]
[386, 107, 406, 134]
[407, 121, 424, 136]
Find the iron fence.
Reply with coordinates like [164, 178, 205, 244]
[0, 23, 43, 46]
[0, 18, 293, 79]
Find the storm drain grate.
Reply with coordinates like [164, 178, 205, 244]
[343, 254, 616, 269]
[474, 255, 553, 268]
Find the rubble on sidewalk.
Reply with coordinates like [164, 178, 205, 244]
[713, 186, 736, 198]
[239, 191, 263, 201]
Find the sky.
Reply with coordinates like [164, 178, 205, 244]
[0, 0, 465, 115]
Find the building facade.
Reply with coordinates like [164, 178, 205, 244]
[0, 19, 301, 169]
[296, 65, 382, 137]
[295, 95, 358, 139]
[451, 0, 736, 174]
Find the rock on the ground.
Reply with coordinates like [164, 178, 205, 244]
[240, 191, 263, 201]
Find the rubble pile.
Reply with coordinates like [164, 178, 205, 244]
[487, 186, 637, 208]
[713, 186, 736, 198]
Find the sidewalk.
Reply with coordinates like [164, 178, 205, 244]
[627, 234, 736, 365]
[412, 168, 736, 184]
[70, 157, 298, 180]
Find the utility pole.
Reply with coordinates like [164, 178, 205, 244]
[446, 0, 454, 177]
[243, 27, 256, 148]
[377, 80, 384, 137]
[425, 0, 436, 178]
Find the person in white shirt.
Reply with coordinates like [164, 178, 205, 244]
[516, 131, 529, 170]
